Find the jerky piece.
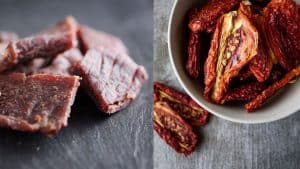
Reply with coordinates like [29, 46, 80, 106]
[38, 48, 83, 75]
[223, 82, 265, 102]
[74, 49, 148, 113]
[153, 101, 198, 156]
[245, 65, 300, 112]
[204, 9, 258, 103]
[188, 0, 242, 33]
[263, 0, 300, 70]
[0, 16, 78, 72]
[78, 25, 128, 56]
[0, 32, 18, 43]
[154, 82, 209, 127]
[10, 58, 47, 75]
[0, 73, 80, 135]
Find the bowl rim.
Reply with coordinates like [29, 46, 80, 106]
[167, 0, 299, 124]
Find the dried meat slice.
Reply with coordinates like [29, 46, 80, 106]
[78, 25, 128, 56]
[38, 48, 83, 75]
[74, 49, 148, 113]
[0, 73, 80, 135]
[9, 58, 48, 75]
[0, 16, 78, 72]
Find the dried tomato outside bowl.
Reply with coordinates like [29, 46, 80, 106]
[167, 0, 300, 124]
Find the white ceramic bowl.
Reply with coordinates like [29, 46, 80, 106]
[168, 0, 300, 124]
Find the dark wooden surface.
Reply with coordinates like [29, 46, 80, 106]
[0, 0, 153, 169]
[154, 0, 300, 169]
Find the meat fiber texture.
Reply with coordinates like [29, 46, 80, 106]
[78, 25, 128, 56]
[74, 49, 148, 114]
[0, 16, 148, 135]
[0, 73, 80, 135]
[0, 16, 78, 72]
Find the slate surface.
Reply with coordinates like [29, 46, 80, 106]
[0, 0, 153, 169]
[154, 0, 300, 169]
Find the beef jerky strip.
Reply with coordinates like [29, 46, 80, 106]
[188, 0, 242, 33]
[0, 16, 78, 72]
[9, 58, 47, 75]
[245, 65, 300, 112]
[73, 49, 148, 113]
[0, 73, 80, 135]
[78, 25, 128, 56]
[38, 48, 83, 75]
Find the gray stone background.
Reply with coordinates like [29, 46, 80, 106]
[154, 1, 300, 169]
[0, 0, 152, 169]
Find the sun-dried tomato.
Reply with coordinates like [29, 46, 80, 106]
[245, 65, 300, 112]
[236, 66, 254, 82]
[239, 1, 273, 82]
[154, 82, 209, 127]
[153, 101, 198, 156]
[263, 0, 300, 71]
[266, 65, 286, 84]
[186, 32, 202, 78]
[188, 0, 241, 33]
[204, 9, 259, 103]
[223, 82, 266, 102]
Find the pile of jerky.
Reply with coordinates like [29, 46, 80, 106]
[0, 16, 148, 136]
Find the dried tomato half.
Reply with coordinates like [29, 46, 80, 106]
[263, 0, 300, 71]
[248, 16, 273, 82]
[154, 82, 209, 127]
[186, 32, 202, 79]
[223, 82, 266, 103]
[153, 101, 198, 156]
[188, 0, 241, 33]
[204, 9, 259, 103]
[239, 1, 273, 82]
[245, 65, 300, 112]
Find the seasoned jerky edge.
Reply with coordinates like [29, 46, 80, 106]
[154, 82, 209, 127]
[0, 16, 78, 72]
[38, 48, 83, 75]
[77, 25, 128, 56]
[0, 73, 80, 135]
[245, 65, 300, 112]
[153, 101, 198, 156]
[263, 0, 300, 71]
[74, 49, 148, 114]
[186, 32, 202, 78]
[204, 9, 258, 103]
[188, 0, 242, 33]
